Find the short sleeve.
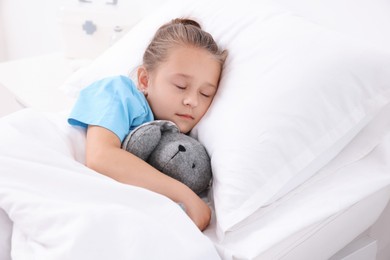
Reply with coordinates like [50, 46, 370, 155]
[68, 75, 154, 142]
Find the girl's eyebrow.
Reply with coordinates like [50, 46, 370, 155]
[173, 73, 192, 80]
[204, 82, 217, 89]
[173, 73, 217, 89]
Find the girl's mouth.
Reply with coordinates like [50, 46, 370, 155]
[176, 114, 194, 120]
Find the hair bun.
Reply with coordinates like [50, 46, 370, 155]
[171, 18, 201, 29]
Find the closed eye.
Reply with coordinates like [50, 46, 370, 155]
[175, 85, 186, 90]
[200, 86, 216, 98]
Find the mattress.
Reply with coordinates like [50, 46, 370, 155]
[206, 187, 389, 260]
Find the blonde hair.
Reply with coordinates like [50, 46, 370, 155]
[142, 18, 227, 73]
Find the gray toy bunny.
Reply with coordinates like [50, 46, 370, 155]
[121, 120, 212, 195]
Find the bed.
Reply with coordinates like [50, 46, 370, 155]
[1, 0, 390, 259]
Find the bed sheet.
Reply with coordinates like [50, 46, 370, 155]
[0, 109, 220, 260]
[204, 104, 390, 259]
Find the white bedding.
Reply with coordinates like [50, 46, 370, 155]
[205, 103, 390, 259]
[2, 105, 390, 259]
[0, 109, 220, 260]
[2, 0, 390, 258]
[60, 0, 390, 236]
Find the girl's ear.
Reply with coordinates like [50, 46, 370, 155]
[137, 66, 149, 93]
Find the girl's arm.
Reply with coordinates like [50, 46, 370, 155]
[85, 125, 211, 231]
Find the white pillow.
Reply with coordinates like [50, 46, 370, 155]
[274, 0, 390, 53]
[60, 0, 390, 237]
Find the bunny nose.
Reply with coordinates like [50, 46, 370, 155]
[171, 145, 187, 159]
[178, 145, 186, 152]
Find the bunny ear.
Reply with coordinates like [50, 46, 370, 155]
[121, 122, 162, 161]
[121, 120, 180, 161]
[149, 120, 180, 134]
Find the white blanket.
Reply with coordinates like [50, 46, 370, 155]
[0, 109, 220, 260]
[2, 108, 390, 260]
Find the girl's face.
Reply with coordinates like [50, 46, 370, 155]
[138, 46, 221, 133]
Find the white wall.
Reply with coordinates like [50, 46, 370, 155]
[0, 1, 6, 61]
[0, 0, 63, 62]
[2, 0, 390, 63]
[0, 0, 170, 62]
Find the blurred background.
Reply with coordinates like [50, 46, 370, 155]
[2, 0, 390, 62]
[0, 0, 169, 62]
[1, 0, 390, 113]
[0, 0, 168, 113]
[1, 0, 64, 62]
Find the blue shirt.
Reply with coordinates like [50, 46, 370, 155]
[68, 75, 154, 142]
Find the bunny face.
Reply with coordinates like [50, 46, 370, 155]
[122, 120, 212, 195]
[148, 131, 212, 195]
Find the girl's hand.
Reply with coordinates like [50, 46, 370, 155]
[183, 195, 211, 231]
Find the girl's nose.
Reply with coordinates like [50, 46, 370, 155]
[183, 92, 198, 108]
